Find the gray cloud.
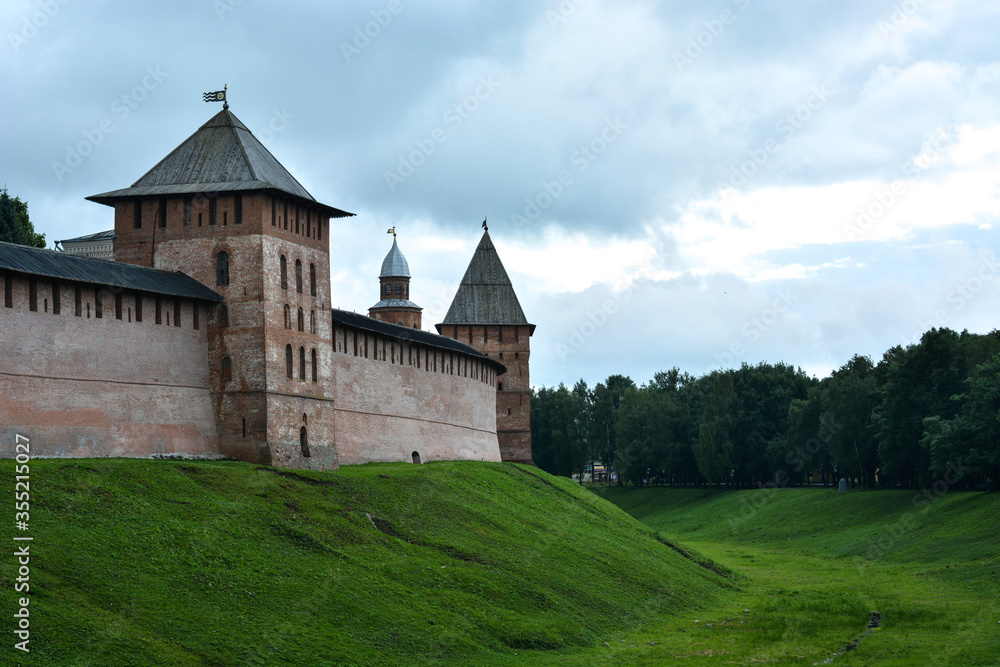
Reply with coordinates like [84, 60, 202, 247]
[3, 0, 1000, 388]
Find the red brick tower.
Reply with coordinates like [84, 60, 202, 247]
[87, 108, 353, 469]
[436, 230, 534, 463]
[368, 231, 422, 328]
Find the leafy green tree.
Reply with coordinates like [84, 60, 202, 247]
[923, 351, 1000, 481]
[696, 371, 735, 485]
[767, 385, 830, 486]
[571, 380, 595, 480]
[0, 188, 45, 247]
[650, 369, 705, 485]
[824, 355, 879, 489]
[590, 374, 635, 484]
[614, 387, 658, 486]
[531, 385, 588, 477]
[874, 329, 965, 487]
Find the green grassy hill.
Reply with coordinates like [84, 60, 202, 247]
[0, 460, 729, 666]
[591, 484, 1000, 666]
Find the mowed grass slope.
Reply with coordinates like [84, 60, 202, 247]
[591, 485, 1000, 666]
[0, 459, 729, 666]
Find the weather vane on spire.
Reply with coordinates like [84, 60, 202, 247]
[482, 215, 488, 232]
[203, 84, 228, 110]
[387, 226, 396, 240]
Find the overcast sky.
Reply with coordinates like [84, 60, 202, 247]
[3, 0, 1000, 389]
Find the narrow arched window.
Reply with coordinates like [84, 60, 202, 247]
[498, 382, 503, 391]
[385, 284, 391, 295]
[284, 304, 290, 329]
[300, 427, 311, 458]
[310, 310, 316, 334]
[299, 346, 306, 380]
[280, 255, 288, 290]
[219, 304, 229, 327]
[221, 356, 232, 382]
[297, 307, 304, 332]
[311, 348, 317, 382]
[394, 283, 401, 295]
[285, 344, 293, 379]
[295, 259, 303, 294]
[309, 263, 316, 297]
[216, 251, 230, 286]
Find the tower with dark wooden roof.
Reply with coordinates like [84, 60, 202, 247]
[87, 108, 353, 469]
[436, 231, 534, 463]
[369, 235, 422, 328]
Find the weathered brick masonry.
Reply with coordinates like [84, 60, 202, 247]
[332, 313, 501, 465]
[0, 265, 219, 458]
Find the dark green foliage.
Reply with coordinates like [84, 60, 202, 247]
[766, 385, 832, 485]
[874, 329, 966, 486]
[588, 374, 634, 479]
[534, 328, 1000, 492]
[531, 383, 588, 476]
[0, 187, 46, 247]
[824, 354, 880, 489]
[696, 371, 735, 484]
[924, 351, 1000, 479]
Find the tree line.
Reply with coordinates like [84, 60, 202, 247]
[531, 327, 1000, 490]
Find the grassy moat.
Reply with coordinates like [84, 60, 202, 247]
[1, 459, 996, 665]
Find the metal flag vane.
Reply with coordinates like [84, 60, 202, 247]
[387, 226, 396, 240]
[482, 215, 488, 232]
[203, 84, 228, 110]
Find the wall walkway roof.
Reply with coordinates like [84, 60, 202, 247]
[332, 308, 506, 374]
[0, 241, 222, 302]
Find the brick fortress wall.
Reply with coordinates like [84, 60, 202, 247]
[439, 323, 532, 463]
[331, 321, 502, 465]
[0, 271, 218, 458]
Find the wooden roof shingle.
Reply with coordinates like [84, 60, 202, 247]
[437, 232, 534, 333]
[87, 109, 353, 218]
